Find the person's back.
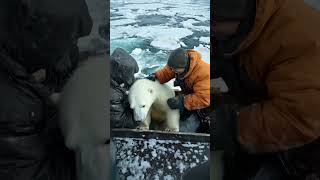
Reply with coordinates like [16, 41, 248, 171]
[234, 0, 320, 154]
[110, 48, 139, 129]
[0, 54, 51, 180]
[213, 0, 320, 179]
[0, 0, 92, 179]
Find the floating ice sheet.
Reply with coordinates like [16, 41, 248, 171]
[194, 44, 210, 64]
[199, 37, 210, 44]
[111, 0, 210, 80]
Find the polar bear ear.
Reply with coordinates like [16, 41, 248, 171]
[148, 88, 153, 94]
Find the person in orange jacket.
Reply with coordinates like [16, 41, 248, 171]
[147, 48, 210, 132]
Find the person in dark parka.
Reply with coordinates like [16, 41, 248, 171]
[0, 0, 92, 179]
[110, 48, 139, 129]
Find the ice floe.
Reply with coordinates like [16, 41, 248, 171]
[199, 37, 210, 44]
[111, 0, 210, 80]
[194, 44, 210, 64]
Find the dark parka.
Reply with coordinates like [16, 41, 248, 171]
[110, 48, 139, 129]
[0, 0, 92, 179]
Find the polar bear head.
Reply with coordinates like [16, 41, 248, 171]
[128, 79, 157, 122]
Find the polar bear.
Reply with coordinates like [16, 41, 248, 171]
[128, 79, 180, 132]
[58, 55, 109, 180]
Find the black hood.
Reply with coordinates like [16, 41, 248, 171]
[216, 0, 253, 21]
[111, 48, 139, 87]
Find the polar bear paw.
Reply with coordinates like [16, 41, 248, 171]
[164, 128, 179, 132]
[137, 126, 149, 131]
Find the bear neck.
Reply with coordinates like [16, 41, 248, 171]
[151, 81, 163, 106]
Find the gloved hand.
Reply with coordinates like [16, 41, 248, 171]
[167, 95, 184, 114]
[146, 73, 157, 81]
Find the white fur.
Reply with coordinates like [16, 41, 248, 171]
[59, 54, 109, 180]
[128, 79, 180, 131]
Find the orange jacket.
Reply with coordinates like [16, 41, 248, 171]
[155, 49, 210, 110]
[235, 0, 320, 153]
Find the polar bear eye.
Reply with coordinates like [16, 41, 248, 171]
[140, 105, 146, 108]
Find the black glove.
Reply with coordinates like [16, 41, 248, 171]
[167, 95, 184, 114]
[146, 73, 157, 81]
[173, 79, 180, 87]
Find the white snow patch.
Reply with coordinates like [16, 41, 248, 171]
[180, 41, 187, 47]
[190, 163, 197, 168]
[151, 37, 181, 50]
[148, 139, 157, 148]
[135, 26, 193, 41]
[121, 3, 168, 11]
[182, 142, 201, 148]
[131, 48, 143, 56]
[199, 37, 210, 44]
[151, 150, 157, 158]
[193, 44, 210, 64]
[154, 175, 160, 180]
[177, 161, 187, 173]
[164, 175, 174, 180]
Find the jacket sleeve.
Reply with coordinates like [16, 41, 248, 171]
[237, 52, 320, 153]
[154, 65, 175, 84]
[184, 73, 210, 110]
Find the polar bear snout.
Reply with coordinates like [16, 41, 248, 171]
[133, 107, 148, 122]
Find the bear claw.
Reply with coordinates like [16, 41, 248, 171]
[137, 126, 149, 130]
[164, 128, 178, 132]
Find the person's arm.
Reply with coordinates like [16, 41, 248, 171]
[238, 52, 320, 153]
[154, 65, 175, 84]
[184, 74, 210, 111]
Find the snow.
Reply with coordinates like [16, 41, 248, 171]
[194, 44, 210, 64]
[199, 37, 210, 44]
[135, 26, 193, 41]
[180, 41, 187, 47]
[151, 150, 157, 158]
[204, 155, 208, 161]
[131, 48, 143, 56]
[164, 175, 174, 180]
[154, 175, 160, 180]
[190, 163, 197, 168]
[177, 161, 187, 173]
[150, 38, 181, 50]
[182, 142, 201, 148]
[113, 137, 210, 179]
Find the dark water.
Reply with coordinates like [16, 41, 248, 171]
[137, 15, 171, 26]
